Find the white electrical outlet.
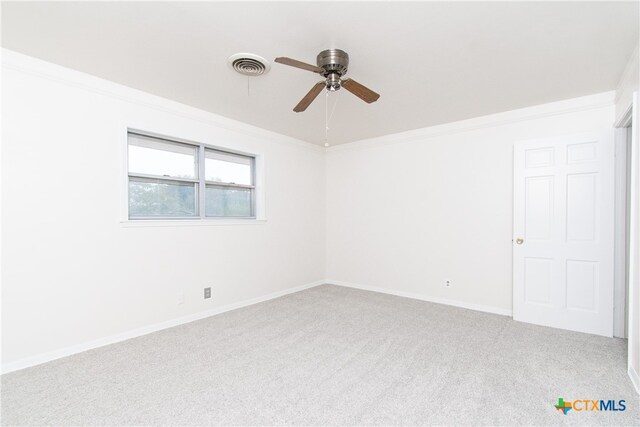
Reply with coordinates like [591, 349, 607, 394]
[445, 279, 452, 288]
[177, 290, 185, 305]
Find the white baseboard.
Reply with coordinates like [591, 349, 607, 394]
[326, 280, 512, 317]
[1, 280, 325, 375]
[629, 365, 640, 395]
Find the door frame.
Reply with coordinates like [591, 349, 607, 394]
[614, 126, 630, 338]
[614, 95, 639, 397]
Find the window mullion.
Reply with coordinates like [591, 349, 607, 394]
[128, 173, 198, 183]
[198, 144, 206, 218]
[204, 182, 255, 189]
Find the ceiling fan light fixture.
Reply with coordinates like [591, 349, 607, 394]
[326, 73, 341, 91]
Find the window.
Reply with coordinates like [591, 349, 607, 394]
[127, 132, 255, 219]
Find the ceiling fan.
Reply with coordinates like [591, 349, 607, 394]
[275, 49, 380, 112]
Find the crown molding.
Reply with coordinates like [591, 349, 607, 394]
[0, 49, 619, 156]
[1, 49, 325, 154]
[327, 91, 615, 153]
[615, 44, 639, 104]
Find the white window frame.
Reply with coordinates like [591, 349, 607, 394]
[202, 147, 256, 218]
[122, 129, 265, 226]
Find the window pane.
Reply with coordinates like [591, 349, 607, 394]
[205, 150, 252, 185]
[129, 179, 197, 218]
[129, 134, 197, 179]
[205, 186, 252, 217]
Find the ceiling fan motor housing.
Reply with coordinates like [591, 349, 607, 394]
[317, 49, 349, 91]
[317, 49, 349, 74]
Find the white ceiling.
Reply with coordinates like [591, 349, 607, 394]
[2, 1, 638, 146]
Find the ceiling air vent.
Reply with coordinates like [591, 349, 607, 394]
[228, 53, 270, 76]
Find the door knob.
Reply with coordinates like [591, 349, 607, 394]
[515, 238, 524, 245]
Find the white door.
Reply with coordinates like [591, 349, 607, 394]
[513, 131, 615, 337]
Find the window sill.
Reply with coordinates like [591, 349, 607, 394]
[120, 218, 267, 228]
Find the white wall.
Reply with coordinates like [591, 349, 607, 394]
[1, 50, 326, 370]
[326, 93, 616, 314]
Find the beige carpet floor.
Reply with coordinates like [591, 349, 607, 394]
[1, 284, 639, 426]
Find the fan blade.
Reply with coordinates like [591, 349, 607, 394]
[275, 57, 324, 74]
[342, 79, 380, 103]
[293, 82, 325, 112]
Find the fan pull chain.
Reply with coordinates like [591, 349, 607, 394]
[328, 92, 339, 124]
[325, 91, 329, 146]
[324, 90, 340, 147]
[247, 76, 250, 96]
